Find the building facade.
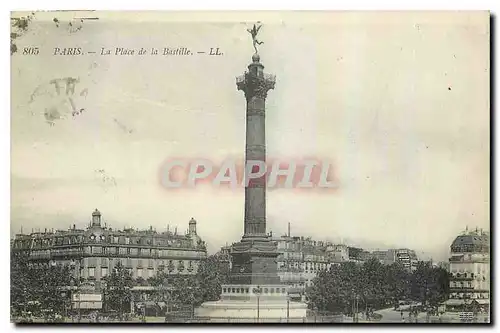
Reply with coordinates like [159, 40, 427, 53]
[271, 235, 349, 301]
[360, 248, 418, 270]
[444, 228, 490, 314]
[274, 235, 306, 301]
[11, 209, 208, 296]
[394, 249, 418, 271]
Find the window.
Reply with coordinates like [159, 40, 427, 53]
[223, 288, 227, 293]
[88, 258, 97, 267]
[101, 267, 108, 277]
[178, 260, 185, 271]
[137, 268, 143, 278]
[168, 260, 175, 272]
[148, 269, 154, 278]
[88, 267, 95, 277]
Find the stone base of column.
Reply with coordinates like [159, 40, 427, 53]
[194, 284, 308, 322]
[229, 238, 282, 285]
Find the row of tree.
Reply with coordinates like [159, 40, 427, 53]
[102, 254, 230, 317]
[12, 252, 449, 319]
[11, 252, 231, 319]
[11, 252, 73, 319]
[306, 259, 449, 315]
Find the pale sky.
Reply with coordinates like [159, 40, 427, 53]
[11, 11, 490, 261]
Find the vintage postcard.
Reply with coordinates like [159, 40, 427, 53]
[10, 11, 490, 324]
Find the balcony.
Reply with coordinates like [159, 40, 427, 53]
[449, 272, 476, 280]
[449, 256, 489, 263]
[278, 266, 304, 273]
[449, 286, 476, 291]
[29, 253, 50, 260]
[236, 72, 276, 92]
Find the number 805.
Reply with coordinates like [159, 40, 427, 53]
[22, 47, 39, 55]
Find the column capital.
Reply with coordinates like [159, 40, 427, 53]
[236, 68, 276, 100]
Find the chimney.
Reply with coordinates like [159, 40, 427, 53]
[288, 222, 291, 237]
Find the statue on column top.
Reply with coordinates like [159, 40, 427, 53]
[247, 23, 264, 54]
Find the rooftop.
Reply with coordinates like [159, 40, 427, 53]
[450, 229, 490, 253]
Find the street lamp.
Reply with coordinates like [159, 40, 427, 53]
[354, 294, 360, 323]
[253, 286, 262, 323]
[61, 292, 67, 321]
[70, 278, 81, 323]
[286, 292, 290, 323]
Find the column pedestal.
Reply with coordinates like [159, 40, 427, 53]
[195, 284, 308, 322]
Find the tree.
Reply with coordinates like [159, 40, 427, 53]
[307, 262, 365, 315]
[36, 264, 72, 317]
[11, 252, 72, 319]
[194, 254, 231, 304]
[358, 258, 387, 312]
[306, 269, 336, 312]
[10, 252, 32, 317]
[306, 259, 450, 317]
[147, 254, 231, 316]
[384, 262, 411, 309]
[170, 275, 199, 312]
[148, 267, 174, 315]
[411, 261, 448, 307]
[103, 261, 134, 319]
